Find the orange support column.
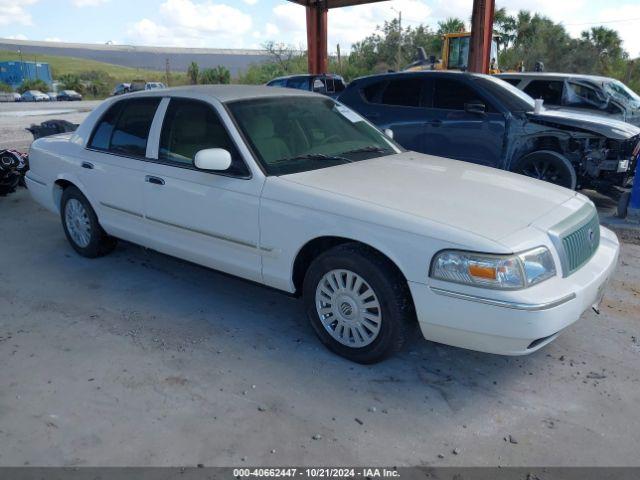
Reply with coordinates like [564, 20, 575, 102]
[306, 3, 328, 74]
[468, 0, 495, 74]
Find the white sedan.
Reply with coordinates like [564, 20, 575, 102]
[25, 86, 619, 363]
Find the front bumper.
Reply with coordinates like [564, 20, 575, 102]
[410, 227, 620, 355]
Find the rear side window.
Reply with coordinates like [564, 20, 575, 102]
[159, 98, 248, 176]
[523, 80, 563, 105]
[381, 78, 425, 107]
[89, 98, 160, 157]
[434, 78, 485, 110]
[287, 77, 310, 90]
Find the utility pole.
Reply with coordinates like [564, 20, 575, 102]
[391, 7, 402, 71]
[336, 44, 342, 75]
[165, 58, 171, 87]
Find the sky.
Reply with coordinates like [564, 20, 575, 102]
[1, 0, 640, 57]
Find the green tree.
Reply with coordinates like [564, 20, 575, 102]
[437, 18, 466, 35]
[58, 74, 84, 93]
[199, 65, 231, 84]
[187, 61, 199, 85]
[17, 79, 49, 94]
[0, 81, 13, 93]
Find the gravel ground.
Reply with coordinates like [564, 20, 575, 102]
[0, 188, 639, 467]
[0, 101, 101, 152]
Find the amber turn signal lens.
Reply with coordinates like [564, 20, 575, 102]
[468, 264, 497, 280]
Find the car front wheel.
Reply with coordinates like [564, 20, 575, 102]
[514, 150, 577, 190]
[61, 186, 117, 258]
[303, 244, 413, 363]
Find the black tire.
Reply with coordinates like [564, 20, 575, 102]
[514, 150, 577, 190]
[60, 186, 117, 258]
[302, 243, 414, 364]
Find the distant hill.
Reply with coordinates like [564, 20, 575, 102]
[0, 38, 270, 75]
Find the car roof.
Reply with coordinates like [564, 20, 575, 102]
[120, 84, 319, 102]
[496, 72, 612, 84]
[351, 69, 483, 83]
[270, 73, 343, 81]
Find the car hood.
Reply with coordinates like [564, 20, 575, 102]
[527, 109, 640, 139]
[279, 152, 578, 242]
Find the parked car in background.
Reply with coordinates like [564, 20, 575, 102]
[112, 83, 131, 96]
[497, 73, 640, 127]
[21, 90, 49, 102]
[338, 71, 640, 190]
[26, 85, 619, 363]
[0, 92, 21, 102]
[267, 74, 347, 97]
[145, 82, 166, 90]
[46, 92, 58, 101]
[57, 90, 83, 101]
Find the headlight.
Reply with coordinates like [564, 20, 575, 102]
[430, 247, 556, 290]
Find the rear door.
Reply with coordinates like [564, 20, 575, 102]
[80, 97, 160, 244]
[359, 77, 431, 153]
[425, 76, 505, 166]
[141, 97, 263, 282]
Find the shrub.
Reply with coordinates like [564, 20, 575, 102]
[0, 81, 13, 93]
[199, 66, 231, 85]
[17, 79, 50, 94]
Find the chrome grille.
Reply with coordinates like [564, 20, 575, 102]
[561, 213, 600, 275]
[548, 204, 600, 277]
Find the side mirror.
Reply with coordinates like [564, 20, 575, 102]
[465, 102, 486, 115]
[383, 128, 394, 139]
[194, 148, 232, 171]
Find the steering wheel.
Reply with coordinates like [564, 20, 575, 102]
[320, 134, 342, 145]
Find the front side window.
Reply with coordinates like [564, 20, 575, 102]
[227, 96, 401, 176]
[159, 98, 248, 176]
[89, 98, 160, 157]
[434, 78, 486, 110]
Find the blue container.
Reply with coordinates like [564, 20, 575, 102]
[0, 61, 53, 89]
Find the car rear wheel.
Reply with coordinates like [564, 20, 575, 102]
[514, 150, 577, 190]
[303, 243, 413, 364]
[61, 186, 117, 258]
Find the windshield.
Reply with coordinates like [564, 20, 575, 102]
[603, 79, 640, 106]
[227, 97, 401, 175]
[473, 76, 536, 112]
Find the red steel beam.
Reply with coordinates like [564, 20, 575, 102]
[468, 0, 495, 74]
[306, 4, 328, 74]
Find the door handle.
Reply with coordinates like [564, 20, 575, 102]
[81, 161, 94, 169]
[145, 175, 165, 185]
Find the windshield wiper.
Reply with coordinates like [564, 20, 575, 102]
[278, 153, 353, 163]
[339, 145, 392, 155]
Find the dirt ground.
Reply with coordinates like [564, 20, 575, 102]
[0, 188, 639, 467]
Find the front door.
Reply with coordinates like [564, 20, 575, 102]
[424, 77, 506, 166]
[142, 97, 263, 283]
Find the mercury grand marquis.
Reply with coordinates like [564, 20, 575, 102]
[25, 85, 620, 363]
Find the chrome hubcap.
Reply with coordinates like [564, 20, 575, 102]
[65, 199, 91, 248]
[315, 269, 382, 348]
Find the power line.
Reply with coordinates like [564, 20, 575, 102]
[562, 17, 640, 27]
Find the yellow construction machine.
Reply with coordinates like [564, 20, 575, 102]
[405, 32, 501, 74]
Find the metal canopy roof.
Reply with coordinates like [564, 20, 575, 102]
[287, 0, 388, 9]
